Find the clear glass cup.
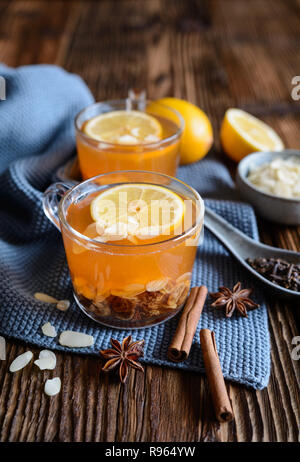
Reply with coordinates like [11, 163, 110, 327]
[43, 171, 204, 329]
[75, 99, 184, 180]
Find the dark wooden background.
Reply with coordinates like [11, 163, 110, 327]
[0, 0, 300, 442]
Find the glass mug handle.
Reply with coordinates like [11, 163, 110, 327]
[43, 182, 75, 231]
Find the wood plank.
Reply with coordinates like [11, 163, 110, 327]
[0, 0, 299, 442]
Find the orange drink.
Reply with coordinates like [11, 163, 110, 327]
[43, 171, 204, 328]
[75, 100, 183, 180]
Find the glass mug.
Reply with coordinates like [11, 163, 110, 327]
[75, 99, 184, 180]
[43, 171, 204, 329]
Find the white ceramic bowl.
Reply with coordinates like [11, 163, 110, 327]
[236, 150, 300, 225]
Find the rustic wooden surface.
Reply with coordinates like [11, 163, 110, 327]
[0, 0, 300, 442]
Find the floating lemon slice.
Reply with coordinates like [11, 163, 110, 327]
[83, 110, 162, 144]
[90, 183, 185, 242]
[220, 108, 284, 162]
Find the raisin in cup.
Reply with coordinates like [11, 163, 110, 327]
[43, 171, 204, 329]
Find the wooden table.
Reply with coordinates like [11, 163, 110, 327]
[0, 0, 300, 442]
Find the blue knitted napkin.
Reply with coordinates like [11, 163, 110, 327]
[0, 64, 270, 389]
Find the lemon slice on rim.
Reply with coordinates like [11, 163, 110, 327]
[221, 108, 284, 162]
[90, 183, 185, 242]
[83, 110, 162, 144]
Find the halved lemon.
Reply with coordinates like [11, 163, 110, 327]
[83, 110, 162, 144]
[220, 108, 284, 162]
[90, 183, 185, 242]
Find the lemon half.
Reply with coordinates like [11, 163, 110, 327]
[83, 110, 162, 145]
[221, 108, 284, 162]
[90, 183, 185, 242]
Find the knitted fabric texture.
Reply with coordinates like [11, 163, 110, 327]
[0, 64, 270, 389]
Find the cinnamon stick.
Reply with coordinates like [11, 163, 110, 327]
[168, 286, 208, 362]
[200, 329, 234, 423]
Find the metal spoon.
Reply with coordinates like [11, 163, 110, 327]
[204, 206, 300, 300]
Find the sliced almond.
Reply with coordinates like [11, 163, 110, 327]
[176, 272, 192, 284]
[34, 357, 56, 370]
[0, 336, 6, 360]
[59, 330, 94, 348]
[34, 292, 58, 303]
[94, 291, 110, 303]
[110, 289, 127, 297]
[41, 322, 57, 338]
[127, 234, 139, 244]
[78, 284, 96, 300]
[40, 349, 56, 361]
[94, 234, 127, 243]
[161, 280, 174, 294]
[34, 350, 56, 370]
[96, 273, 105, 293]
[149, 309, 161, 316]
[9, 351, 33, 372]
[146, 278, 169, 292]
[111, 283, 145, 299]
[72, 223, 99, 254]
[72, 242, 86, 255]
[56, 300, 70, 311]
[44, 377, 61, 396]
[123, 283, 145, 297]
[90, 303, 111, 317]
[83, 222, 98, 237]
[168, 282, 186, 307]
[166, 301, 178, 309]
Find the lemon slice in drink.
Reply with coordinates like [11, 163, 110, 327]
[221, 108, 284, 162]
[90, 184, 185, 242]
[83, 110, 162, 144]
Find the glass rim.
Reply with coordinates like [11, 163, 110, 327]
[58, 170, 205, 250]
[74, 99, 185, 149]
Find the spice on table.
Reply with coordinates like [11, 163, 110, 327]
[100, 335, 145, 383]
[56, 300, 70, 311]
[200, 329, 234, 423]
[167, 286, 208, 362]
[210, 282, 259, 318]
[59, 330, 94, 348]
[34, 350, 57, 371]
[34, 292, 58, 303]
[9, 351, 33, 373]
[247, 257, 300, 293]
[41, 322, 57, 338]
[44, 377, 61, 397]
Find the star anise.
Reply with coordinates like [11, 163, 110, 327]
[210, 282, 259, 318]
[100, 335, 145, 383]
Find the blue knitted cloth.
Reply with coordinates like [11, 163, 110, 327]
[0, 64, 270, 389]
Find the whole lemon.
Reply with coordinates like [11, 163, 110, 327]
[156, 97, 213, 165]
